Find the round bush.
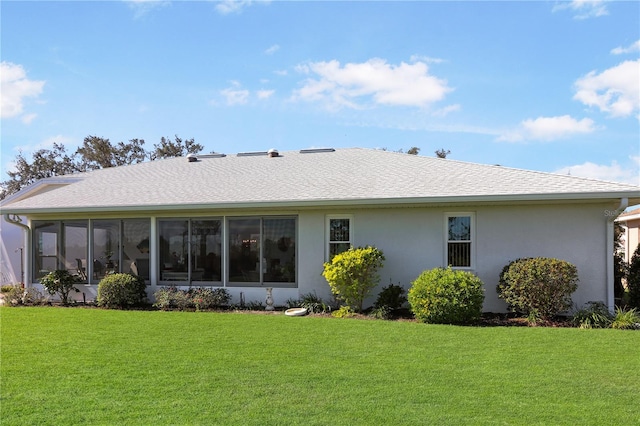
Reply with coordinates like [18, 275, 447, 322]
[497, 257, 578, 321]
[408, 267, 485, 324]
[97, 273, 147, 309]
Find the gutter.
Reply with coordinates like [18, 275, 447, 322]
[4, 214, 30, 287]
[606, 198, 628, 312]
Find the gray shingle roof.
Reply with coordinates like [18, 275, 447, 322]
[2, 148, 639, 214]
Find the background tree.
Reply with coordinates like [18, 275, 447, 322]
[76, 136, 147, 171]
[149, 135, 203, 160]
[407, 147, 420, 155]
[435, 148, 451, 158]
[0, 143, 77, 199]
[613, 222, 627, 301]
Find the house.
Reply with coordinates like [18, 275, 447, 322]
[2, 147, 639, 311]
[616, 207, 640, 264]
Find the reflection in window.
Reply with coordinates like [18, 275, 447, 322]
[263, 218, 296, 283]
[328, 216, 352, 258]
[33, 221, 59, 279]
[191, 220, 222, 282]
[159, 220, 189, 281]
[228, 219, 260, 283]
[93, 220, 119, 280]
[63, 221, 88, 282]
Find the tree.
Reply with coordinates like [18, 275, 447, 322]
[76, 136, 147, 171]
[613, 222, 627, 300]
[435, 148, 450, 158]
[0, 143, 78, 199]
[149, 135, 203, 160]
[628, 244, 640, 309]
[406, 147, 420, 155]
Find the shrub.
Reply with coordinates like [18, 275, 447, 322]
[572, 301, 612, 329]
[322, 246, 385, 312]
[97, 273, 147, 309]
[4, 286, 48, 306]
[408, 267, 485, 324]
[332, 305, 355, 318]
[497, 257, 579, 322]
[39, 270, 81, 305]
[610, 307, 640, 330]
[628, 245, 640, 309]
[374, 282, 407, 310]
[369, 305, 392, 320]
[191, 287, 231, 311]
[154, 287, 191, 311]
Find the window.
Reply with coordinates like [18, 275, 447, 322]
[446, 213, 474, 268]
[327, 215, 353, 259]
[93, 219, 150, 282]
[228, 217, 296, 287]
[159, 218, 222, 283]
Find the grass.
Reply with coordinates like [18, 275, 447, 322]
[1, 307, 639, 425]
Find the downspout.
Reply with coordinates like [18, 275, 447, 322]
[606, 198, 628, 311]
[4, 214, 31, 288]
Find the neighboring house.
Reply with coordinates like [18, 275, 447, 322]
[616, 207, 640, 264]
[1, 147, 639, 311]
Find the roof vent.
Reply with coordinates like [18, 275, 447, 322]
[300, 148, 335, 154]
[268, 148, 279, 158]
[187, 153, 198, 162]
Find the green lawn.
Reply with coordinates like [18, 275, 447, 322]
[1, 307, 639, 425]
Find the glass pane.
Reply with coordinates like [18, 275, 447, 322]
[228, 218, 260, 283]
[33, 221, 59, 279]
[92, 220, 119, 282]
[191, 219, 222, 282]
[263, 218, 296, 283]
[330, 242, 350, 258]
[159, 220, 189, 281]
[63, 220, 88, 282]
[123, 220, 150, 281]
[329, 219, 350, 242]
[448, 242, 471, 267]
[448, 216, 471, 241]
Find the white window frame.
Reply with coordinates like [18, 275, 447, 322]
[326, 214, 354, 260]
[444, 212, 475, 270]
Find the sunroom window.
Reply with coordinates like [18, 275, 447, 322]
[446, 213, 474, 268]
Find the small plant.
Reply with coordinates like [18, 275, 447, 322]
[332, 305, 355, 318]
[408, 267, 485, 324]
[572, 301, 612, 329]
[4, 286, 48, 306]
[610, 307, 640, 330]
[298, 292, 331, 314]
[97, 273, 147, 309]
[369, 305, 392, 320]
[1, 284, 18, 293]
[39, 270, 81, 305]
[374, 281, 407, 310]
[153, 287, 191, 311]
[245, 300, 265, 310]
[497, 257, 579, 322]
[191, 287, 231, 311]
[322, 245, 385, 312]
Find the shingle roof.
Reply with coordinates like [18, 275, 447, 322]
[2, 148, 639, 214]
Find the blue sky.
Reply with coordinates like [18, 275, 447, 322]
[1, 0, 639, 185]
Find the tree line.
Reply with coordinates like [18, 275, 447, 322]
[0, 135, 204, 200]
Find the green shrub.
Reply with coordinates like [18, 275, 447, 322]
[497, 257, 579, 322]
[322, 245, 385, 312]
[628, 245, 640, 309]
[408, 267, 485, 324]
[572, 301, 612, 329]
[373, 282, 407, 310]
[153, 287, 191, 311]
[97, 273, 147, 309]
[1, 284, 18, 293]
[296, 292, 331, 314]
[369, 305, 392, 320]
[191, 287, 231, 311]
[610, 307, 640, 330]
[332, 306, 355, 318]
[4, 286, 48, 306]
[39, 270, 81, 305]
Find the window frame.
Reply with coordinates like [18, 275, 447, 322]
[326, 214, 354, 260]
[444, 212, 475, 270]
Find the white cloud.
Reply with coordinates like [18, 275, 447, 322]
[1, 61, 45, 120]
[125, 0, 170, 18]
[409, 54, 446, 64]
[215, 0, 269, 15]
[497, 115, 596, 142]
[611, 40, 640, 55]
[432, 104, 461, 117]
[291, 58, 452, 110]
[220, 86, 249, 105]
[574, 60, 640, 118]
[554, 158, 640, 185]
[265, 44, 280, 55]
[553, 0, 609, 19]
[256, 89, 274, 100]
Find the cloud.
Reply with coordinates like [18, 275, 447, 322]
[1, 62, 45, 120]
[432, 104, 461, 117]
[291, 58, 452, 110]
[554, 158, 640, 185]
[611, 40, 640, 55]
[574, 59, 640, 118]
[264, 44, 280, 55]
[409, 54, 446, 64]
[215, 0, 269, 15]
[497, 115, 596, 142]
[256, 89, 274, 100]
[220, 82, 250, 105]
[552, 0, 609, 19]
[124, 0, 170, 18]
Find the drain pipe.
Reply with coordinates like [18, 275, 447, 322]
[4, 214, 31, 287]
[606, 198, 628, 311]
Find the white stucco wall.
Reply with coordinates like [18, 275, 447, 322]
[24, 201, 615, 312]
